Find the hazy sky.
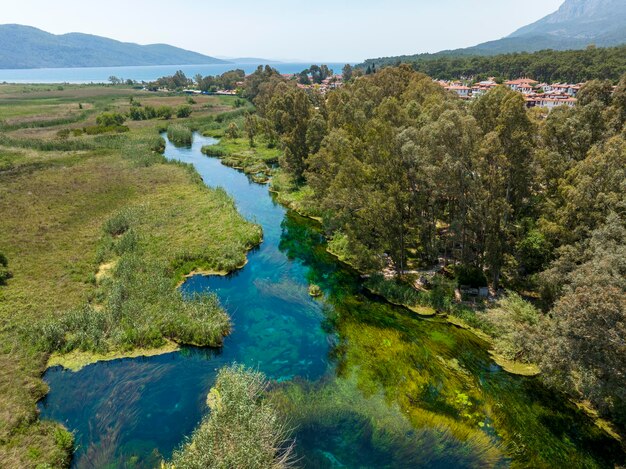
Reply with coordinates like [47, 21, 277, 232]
[3, 0, 565, 62]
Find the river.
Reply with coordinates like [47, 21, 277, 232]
[39, 133, 625, 468]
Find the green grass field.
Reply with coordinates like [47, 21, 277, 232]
[0, 85, 260, 467]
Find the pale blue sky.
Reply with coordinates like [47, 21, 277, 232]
[3, 0, 565, 61]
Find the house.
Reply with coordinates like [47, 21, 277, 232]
[526, 96, 576, 109]
[446, 84, 471, 98]
[505, 78, 538, 92]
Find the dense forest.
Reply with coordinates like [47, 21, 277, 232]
[234, 64, 626, 432]
[360, 45, 626, 83]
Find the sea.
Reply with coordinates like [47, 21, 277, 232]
[0, 62, 352, 84]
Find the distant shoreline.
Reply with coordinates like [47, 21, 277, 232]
[0, 62, 354, 84]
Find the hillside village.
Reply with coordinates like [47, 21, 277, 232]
[153, 65, 616, 113]
[439, 77, 582, 108]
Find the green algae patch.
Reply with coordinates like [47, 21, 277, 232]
[407, 305, 437, 316]
[445, 315, 492, 343]
[47, 340, 180, 372]
[308, 284, 323, 297]
[488, 351, 540, 377]
[574, 401, 623, 443]
[175, 259, 249, 288]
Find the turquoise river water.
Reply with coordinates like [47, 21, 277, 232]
[39, 133, 625, 468]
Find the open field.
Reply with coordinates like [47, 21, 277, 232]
[0, 85, 260, 467]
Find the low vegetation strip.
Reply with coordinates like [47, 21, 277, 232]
[167, 123, 193, 146]
[166, 365, 295, 469]
[33, 207, 232, 356]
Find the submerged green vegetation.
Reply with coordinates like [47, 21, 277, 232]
[0, 85, 260, 467]
[167, 365, 295, 469]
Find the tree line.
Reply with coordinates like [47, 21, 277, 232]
[240, 64, 626, 432]
[360, 45, 626, 83]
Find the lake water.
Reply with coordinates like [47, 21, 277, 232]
[39, 133, 625, 468]
[0, 63, 351, 84]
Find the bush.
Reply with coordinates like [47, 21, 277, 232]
[167, 124, 193, 146]
[225, 122, 241, 139]
[56, 128, 70, 140]
[103, 208, 135, 236]
[96, 112, 126, 127]
[157, 106, 174, 120]
[483, 292, 540, 360]
[144, 105, 157, 119]
[0, 252, 12, 285]
[84, 125, 129, 135]
[176, 105, 193, 118]
[129, 106, 145, 121]
[149, 135, 166, 153]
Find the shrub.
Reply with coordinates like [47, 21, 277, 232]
[167, 124, 193, 146]
[225, 122, 241, 139]
[103, 208, 135, 236]
[168, 366, 295, 469]
[144, 105, 157, 119]
[157, 106, 174, 120]
[114, 229, 139, 255]
[0, 252, 12, 285]
[215, 108, 247, 123]
[84, 125, 128, 135]
[176, 105, 193, 118]
[96, 112, 126, 127]
[56, 128, 70, 140]
[149, 135, 166, 153]
[483, 292, 540, 360]
[129, 106, 146, 121]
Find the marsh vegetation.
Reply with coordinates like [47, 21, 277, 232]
[0, 85, 260, 467]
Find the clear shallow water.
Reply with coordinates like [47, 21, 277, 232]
[40, 134, 625, 468]
[0, 63, 350, 84]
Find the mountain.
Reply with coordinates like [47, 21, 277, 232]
[363, 0, 626, 64]
[508, 0, 626, 45]
[0, 24, 229, 69]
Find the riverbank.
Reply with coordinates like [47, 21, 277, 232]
[200, 134, 543, 378]
[47, 341, 181, 372]
[0, 86, 261, 467]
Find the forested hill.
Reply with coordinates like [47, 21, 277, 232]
[361, 45, 626, 83]
[362, 0, 626, 69]
[0, 24, 228, 69]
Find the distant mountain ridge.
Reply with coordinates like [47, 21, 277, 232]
[363, 0, 626, 64]
[0, 24, 229, 69]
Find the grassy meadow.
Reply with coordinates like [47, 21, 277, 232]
[0, 84, 260, 467]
